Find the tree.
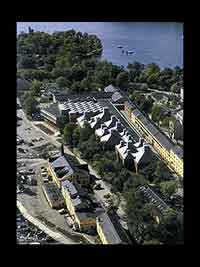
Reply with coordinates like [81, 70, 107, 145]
[144, 63, 160, 77]
[57, 117, 68, 133]
[151, 105, 164, 123]
[63, 123, 76, 147]
[72, 127, 80, 147]
[30, 80, 43, 96]
[19, 55, 36, 69]
[79, 121, 94, 142]
[170, 82, 179, 93]
[24, 93, 38, 117]
[153, 209, 183, 244]
[56, 76, 69, 89]
[116, 71, 129, 90]
[140, 96, 154, 114]
[153, 160, 172, 184]
[147, 72, 160, 88]
[160, 181, 178, 199]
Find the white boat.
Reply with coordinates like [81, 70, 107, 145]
[127, 50, 134, 54]
[117, 45, 123, 48]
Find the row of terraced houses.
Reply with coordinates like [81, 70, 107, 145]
[124, 101, 183, 178]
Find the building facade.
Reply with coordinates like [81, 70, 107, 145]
[61, 180, 96, 232]
[124, 101, 183, 177]
[96, 212, 122, 244]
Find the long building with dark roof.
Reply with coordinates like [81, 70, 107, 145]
[48, 145, 90, 188]
[124, 101, 183, 177]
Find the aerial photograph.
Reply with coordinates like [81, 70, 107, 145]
[17, 22, 183, 245]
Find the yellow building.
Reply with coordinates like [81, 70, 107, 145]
[96, 212, 123, 244]
[124, 101, 183, 178]
[48, 152, 90, 189]
[74, 212, 96, 232]
[42, 182, 65, 209]
[61, 179, 96, 232]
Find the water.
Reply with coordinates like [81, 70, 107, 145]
[17, 22, 183, 69]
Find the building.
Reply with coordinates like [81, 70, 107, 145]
[115, 139, 152, 173]
[139, 185, 170, 213]
[61, 179, 96, 232]
[176, 109, 183, 124]
[77, 107, 151, 173]
[40, 103, 65, 127]
[42, 182, 65, 209]
[104, 84, 118, 93]
[111, 92, 126, 104]
[74, 212, 96, 232]
[63, 100, 102, 122]
[52, 91, 113, 103]
[169, 119, 183, 141]
[96, 211, 130, 244]
[100, 129, 122, 150]
[78, 107, 111, 129]
[170, 146, 183, 178]
[96, 212, 122, 244]
[41, 100, 103, 125]
[124, 101, 183, 177]
[17, 78, 31, 92]
[48, 145, 90, 188]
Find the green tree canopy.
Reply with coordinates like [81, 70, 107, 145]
[30, 79, 43, 96]
[151, 105, 164, 123]
[79, 121, 94, 143]
[160, 180, 178, 199]
[63, 122, 76, 147]
[24, 93, 38, 117]
[116, 71, 129, 90]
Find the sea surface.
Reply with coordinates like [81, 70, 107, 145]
[17, 22, 183, 69]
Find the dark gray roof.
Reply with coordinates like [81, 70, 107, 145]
[17, 78, 31, 91]
[145, 123, 159, 136]
[54, 92, 113, 102]
[154, 132, 173, 151]
[132, 106, 175, 151]
[111, 92, 125, 102]
[97, 212, 122, 244]
[132, 109, 143, 118]
[41, 103, 60, 118]
[42, 183, 64, 203]
[139, 186, 169, 211]
[50, 155, 74, 178]
[75, 211, 96, 220]
[171, 145, 183, 159]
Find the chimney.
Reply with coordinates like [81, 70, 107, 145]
[61, 143, 64, 156]
[140, 138, 144, 146]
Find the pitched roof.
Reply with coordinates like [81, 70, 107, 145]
[104, 84, 118, 93]
[41, 103, 61, 118]
[171, 145, 183, 159]
[97, 212, 122, 244]
[111, 92, 125, 102]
